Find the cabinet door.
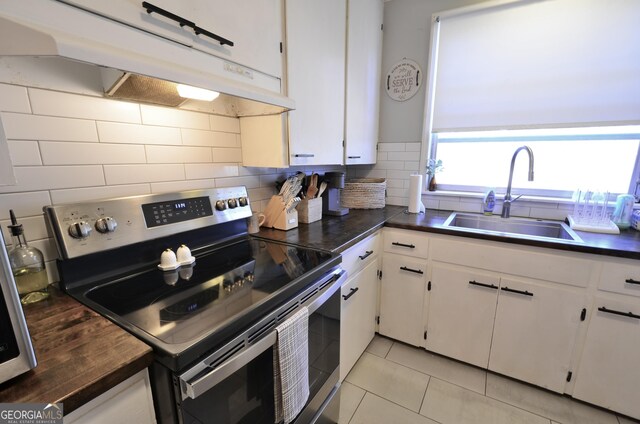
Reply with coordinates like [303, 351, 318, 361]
[489, 278, 586, 393]
[426, 264, 499, 368]
[285, 0, 346, 166]
[573, 297, 640, 419]
[344, 0, 383, 165]
[340, 260, 379, 381]
[59, 0, 283, 79]
[378, 253, 427, 347]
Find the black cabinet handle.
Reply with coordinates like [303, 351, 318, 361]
[392, 242, 415, 249]
[348, 156, 361, 159]
[500, 286, 533, 297]
[358, 250, 373, 260]
[625, 278, 640, 285]
[142, 2, 195, 28]
[193, 25, 234, 46]
[142, 2, 234, 47]
[294, 154, 315, 158]
[598, 306, 640, 320]
[469, 280, 498, 290]
[400, 266, 423, 275]
[342, 287, 359, 301]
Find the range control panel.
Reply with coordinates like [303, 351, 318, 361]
[44, 187, 252, 259]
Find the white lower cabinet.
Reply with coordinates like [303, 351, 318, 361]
[489, 277, 586, 393]
[340, 260, 379, 381]
[378, 253, 427, 347]
[573, 296, 640, 419]
[426, 264, 499, 368]
[65, 369, 156, 424]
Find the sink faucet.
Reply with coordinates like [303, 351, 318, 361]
[501, 146, 534, 219]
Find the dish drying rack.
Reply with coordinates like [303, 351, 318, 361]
[567, 190, 620, 234]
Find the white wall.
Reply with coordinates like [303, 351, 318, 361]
[0, 58, 343, 284]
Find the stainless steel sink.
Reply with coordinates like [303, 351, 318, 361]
[441, 212, 583, 243]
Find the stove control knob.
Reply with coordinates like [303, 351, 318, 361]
[95, 217, 118, 234]
[238, 197, 248, 207]
[227, 198, 238, 209]
[215, 200, 227, 211]
[68, 221, 92, 239]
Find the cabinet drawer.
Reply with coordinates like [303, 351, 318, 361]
[341, 232, 380, 277]
[599, 260, 640, 298]
[383, 228, 429, 259]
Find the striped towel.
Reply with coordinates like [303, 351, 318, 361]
[273, 307, 310, 424]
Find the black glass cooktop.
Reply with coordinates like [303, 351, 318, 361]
[83, 239, 333, 347]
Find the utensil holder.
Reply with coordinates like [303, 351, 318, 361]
[298, 197, 322, 224]
[262, 195, 298, 231]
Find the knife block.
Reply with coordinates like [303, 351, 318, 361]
[262, 195, 298, 231]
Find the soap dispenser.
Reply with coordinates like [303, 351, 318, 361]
[7, 210, 49, 304]
[483, 188, 496, 215]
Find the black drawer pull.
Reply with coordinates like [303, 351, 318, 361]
[392, 242, 415, 249]
[142, 2, 195, 28]
[294, 154, 315, 158]
[348, 156, 362, 159]
[598, 306, 640, 320]
[500, 286, 533, 297]
[342, 287, 359, 301]
[400, 266, 423, 275]
[358, 250, 373, 260]
[625, 278, 640, 285]
[469, 280, 498, 290]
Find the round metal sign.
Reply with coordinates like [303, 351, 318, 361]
[385, 58, 423, 102]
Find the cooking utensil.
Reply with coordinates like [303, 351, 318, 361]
[306, 174, 318, 199]
[317, 181, 327, 198]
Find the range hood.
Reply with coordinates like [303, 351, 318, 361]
[0, 1, 294, 116]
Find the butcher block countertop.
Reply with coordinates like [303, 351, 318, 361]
[0, 286, 153, 414]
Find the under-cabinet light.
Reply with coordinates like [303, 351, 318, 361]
[176, 84, 219, 101]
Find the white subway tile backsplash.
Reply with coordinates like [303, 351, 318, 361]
[97, 121, 181, 145]
[1, 113, 98, 142]
[0, 166, 105, 193]
[182, 129, 238, 147]
[355, 169, 388, 179]
[259, 173, 287, 188]
[145, 145, 212, 163]
[239, 167, 278, 176]
[216, 176, 261, 189]
[374, 161, 405, 171]
[0, 84, 30, 113]
[377, 152, 388, 161]
[386, 179, 405, 189]
[388, 152, 419, 161]
[28, 88, 141, 123]
[378, 143, 406, 152]
[29, 238, 58, 262]
[386, 170, 415, 180]
[0, 215, 49, 244]
[185, 163, 239, 180]
[50, 184, 151, 204]
[404, 161, 420, 171]
[8, 141, 42, 165]
[248, 187, 278, 202]
[405, 142, 422, 152]
[40, 142, 146, 165]
[386, 196, 408, 206]
[210, 115, 240, 133]
[104, 164, 185, 185]
[212, 148, 242, 163]
[387, 188, 409, 197]
[141, 104, 209, 130]
[0, 191, 51, 219]
[150, 179, 215, 193]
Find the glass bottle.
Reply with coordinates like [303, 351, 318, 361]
[7, 210, 49, 304]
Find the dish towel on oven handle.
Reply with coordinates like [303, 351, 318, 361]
[273, 306, 310, 424]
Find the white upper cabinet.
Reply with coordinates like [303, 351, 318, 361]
[285, 0, 346, 166]
[57, 0, 284, 80]
[344, 0, 383, 165]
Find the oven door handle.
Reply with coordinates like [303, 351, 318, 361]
[180, 269, 347, 400]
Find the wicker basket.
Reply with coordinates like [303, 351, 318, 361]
[340, 178, 386, 209]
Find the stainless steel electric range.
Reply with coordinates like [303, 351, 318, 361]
[44, 187, 345, 424]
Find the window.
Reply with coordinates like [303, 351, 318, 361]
[422, 0, 640, 198]
[432, 127, 640, 197]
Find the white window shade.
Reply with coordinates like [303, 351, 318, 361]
[431, 0, 640, 132]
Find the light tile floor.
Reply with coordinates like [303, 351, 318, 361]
[322, 335, 640, 424]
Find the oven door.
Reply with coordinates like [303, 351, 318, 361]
[178, 269, 346, 424]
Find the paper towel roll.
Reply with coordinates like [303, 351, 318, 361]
[408, 174, 426, 213]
